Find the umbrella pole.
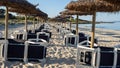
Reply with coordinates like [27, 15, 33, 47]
[37, 17, 39, 26]
[76, 14, 79, 35]
[25, 15, 27, 32]
[4, 6, 9, 61]
[90, 11, 96, 48]
[5, 6, 9, 40]
[33, 18, 35, 32]
[70, 16, 72, 31]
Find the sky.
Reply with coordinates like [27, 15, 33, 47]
[1, 0, 120, 22]
[28, 0, 120, 22]
[29, 0, 71, 17]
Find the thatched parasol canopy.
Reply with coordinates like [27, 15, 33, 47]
[66, 0, 120, 12]
[60, 9, 93, 15]
[49, 15, 69, 22]
[60, 9, 93, 35]
[0, 0, 35, 10]
[0, 0, 37, 39]
[99, 0, 120, 6]
[8, 8, 47, 19]
[8, 7, 48, 32]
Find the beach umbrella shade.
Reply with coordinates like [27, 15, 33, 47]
[99, 0, 120, 6]
[60, 10, 93, 35]
[9, 7, 48, 31]
[66, 0, 120, 48]
[58, 15, 72, 29]
[0, 0, 37, 39]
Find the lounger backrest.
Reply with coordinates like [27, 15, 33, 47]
[72, 30, 76, 34]
[64, 34, 78, 46]
[67, 37, 75, 45]
[27, 45, 46, 59]
[8, 39, 24, 44]
[79, 37, 87, 43]
[79, 33, 85, 37]
[16, 34, 23, 40]
[96, 47, 114, 66]
[27, 34, 37, 40]
[39, 25, 44, 31]
[24, 41, 47, 62]
[88, 37, 98, 44]
[38, 35, 49, 42]
[7, 44, 25, 61]
[37, 32, 49, 42]
[79, 36, 98, 44]
[28, 30, 35, 34]
[117, 49, 120, 67]
[35, 29, 41, 34]
[42, 30, 52, 38]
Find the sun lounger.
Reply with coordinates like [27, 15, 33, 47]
[76, 45, 120, 68]
[37, 32, 49, 42]
[72, 30, 76, 34]
[41, 29, 52, 38]
[8, 39, 24, 44]
[16, 34, 24, 40]
[79, 35, 98, 45]
[27, 34, 37, 40]
[7, 44, 25, 61]
[28, 39, 48, 46]
[24, 41, 47, 63]
[64, 33, 78, 47]
[11, 30, 26, 40]
[28, 30, 35, 34]
[1, 39, 47, 64]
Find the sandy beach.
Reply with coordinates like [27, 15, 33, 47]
[0, 23, 120, 68]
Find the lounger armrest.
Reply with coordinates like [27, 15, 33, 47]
[78, 40, 98, 47]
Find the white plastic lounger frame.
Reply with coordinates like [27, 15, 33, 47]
[76, 45, 118, 68]
[28, 39, 48, 46]
[0, 40, 8, 61]
[11, 30, 26, 40]
[76, 45, 98, 68]
[37, 32, 50, 39]
[0, 32, 3, 38]
[78, 40, 98, 47]
[64, 33, 78, 47]
[24, 41, 46, 63]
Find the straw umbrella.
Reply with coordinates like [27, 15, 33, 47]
[60, 11, 73, 31]
[60, 10, 93, 35]
[66, 0, 120, 48]
[99, 0, 120, 6]
[8, 7, 48, 32]
[0, 0, 37, 39]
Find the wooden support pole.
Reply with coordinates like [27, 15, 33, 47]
[76, 15, 79, 35]
[70, 16, 72, 31]
[90, 11, 96, 48]
[5, 6, 9, 40]
[33, 18, 35, 32]
[25, 15, 27, 32]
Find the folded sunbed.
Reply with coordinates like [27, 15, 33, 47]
[76, 45, 120, 68]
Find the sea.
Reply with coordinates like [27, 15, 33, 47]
[0, 22, 120, 31]
[72, 22, 120, 31]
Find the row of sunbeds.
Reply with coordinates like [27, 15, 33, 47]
[0, 23, 52, 65]
[53, 23, 120, 68]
